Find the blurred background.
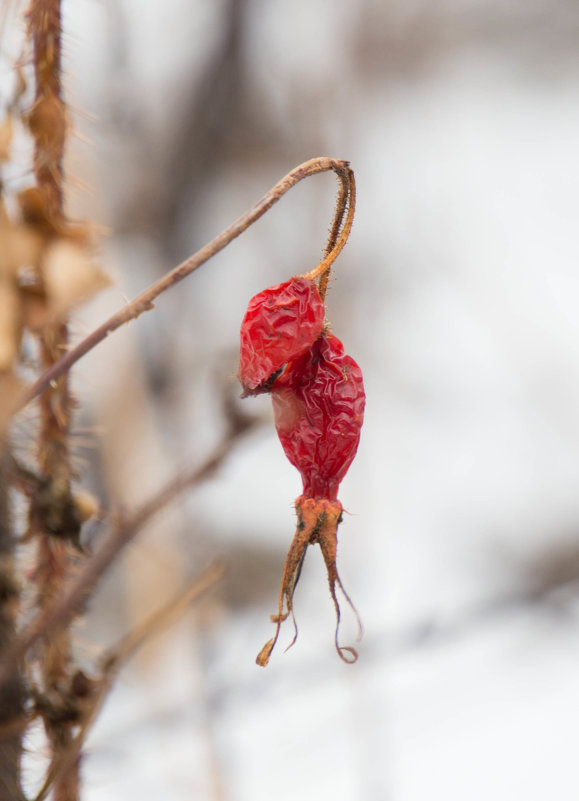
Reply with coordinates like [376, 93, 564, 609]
[5, 0, 579, 798]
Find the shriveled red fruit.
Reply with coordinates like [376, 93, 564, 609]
[256, 332, 365, 666]
[272, 332, 365, 500]
[238, 276, 325, 395]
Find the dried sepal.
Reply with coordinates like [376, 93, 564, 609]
[300, 498, 363, 663]
[256, 639, 275, 668]
[256, 497, 361, 666]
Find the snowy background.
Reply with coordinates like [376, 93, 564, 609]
[5, 0, 579, 798]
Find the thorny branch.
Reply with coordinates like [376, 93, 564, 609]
[317, 173, 350, 300]
[26, 1, 82, 798]
[304, 166, 355, 298]
[19, 157, 355, 410]
[0, 403, 261, 691]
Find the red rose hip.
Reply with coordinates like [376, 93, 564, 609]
[272, 332, 365, 500]
[256, 332, 365, 666]
[238, 276, 325, 395]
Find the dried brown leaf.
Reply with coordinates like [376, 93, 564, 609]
[0, 225, 43, 278]
[41, 240, 110, 321]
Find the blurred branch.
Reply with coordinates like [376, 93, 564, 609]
[0, 401, 261, 690]
[0, 446, 25, 800]
[19, 156, 354, 410]
[33, 560, 224, 801]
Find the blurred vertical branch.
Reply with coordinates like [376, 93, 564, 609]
[26, 1, 82, 798]
[0, 5, 27, 799]
[0, 448, 25, 801]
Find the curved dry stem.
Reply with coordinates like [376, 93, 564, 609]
[318, 170, 350, 299]
[325, 176, 350, 257]
[18, 157, 354, 411]
[303, 164, 356, 299]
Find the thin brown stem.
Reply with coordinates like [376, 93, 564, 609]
[27, 1, 79, 798]
[0, 447, 26, 801]
[325, 179, 349, 257]
[317, 164, 353, 299]
[303, 164, 356, 299]
[18, 157, 354, 410]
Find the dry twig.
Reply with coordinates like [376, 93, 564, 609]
[33, 561, 225, 801]
[19, 157, 355, 409]
[0, 408, 259, 691]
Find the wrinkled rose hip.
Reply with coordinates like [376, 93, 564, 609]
[255, 332, 365, 667]
[238, 276, 325, 395]
[272, 332, 365, 500]
[238, 278, 365, 666]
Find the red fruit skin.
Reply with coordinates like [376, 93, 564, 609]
[238, 277, 325, 394]
[272, 333, 365, 500]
